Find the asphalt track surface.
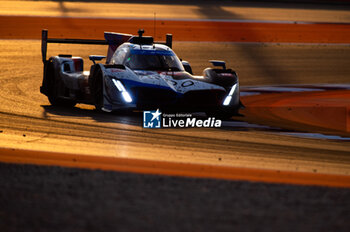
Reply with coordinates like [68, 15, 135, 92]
[0, 40, 350, 176]
[1, 1, 350, 231]
[1, 0, 350, 42]
[2, 0, 350, 22]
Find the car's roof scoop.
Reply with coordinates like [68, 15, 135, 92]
[128, 29, 154, 46]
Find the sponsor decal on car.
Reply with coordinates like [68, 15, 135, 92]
[143, 109, 222, 128]
[218, 73, 233, 77]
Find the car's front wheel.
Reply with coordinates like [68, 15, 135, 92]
[89, 65, 104, 111]
[206, 107, 238, 120]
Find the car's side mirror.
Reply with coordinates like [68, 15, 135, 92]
[209, 60, 226, 70]
[89, 55, 106, 65]
[181, 60, 193, 74]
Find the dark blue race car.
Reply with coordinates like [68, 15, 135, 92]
[40, 29, 241, 118]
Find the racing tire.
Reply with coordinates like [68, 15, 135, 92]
[46, 61, 76, 107]
[48, 95, 76, 108]
[89, 65, 104, 111]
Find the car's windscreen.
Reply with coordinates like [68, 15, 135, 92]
[124, 50, 184, 71]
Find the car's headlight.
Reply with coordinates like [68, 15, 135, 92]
[223, 95, 232, 106]
[112, 79, 133, 103]
[223, 83, 237, 106]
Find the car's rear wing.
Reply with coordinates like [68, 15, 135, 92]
[41, 29, 108, 63]
[41, 29, 173, 64]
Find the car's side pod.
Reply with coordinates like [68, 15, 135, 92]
[203, 68, 238, 88]
[202, 60, 238, 89]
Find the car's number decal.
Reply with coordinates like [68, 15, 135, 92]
[181, 80, 194, 87]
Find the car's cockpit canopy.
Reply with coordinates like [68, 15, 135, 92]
[111, 43, 184, 72]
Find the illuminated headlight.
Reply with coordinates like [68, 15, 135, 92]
[112, 79, 133, 103]
[112, 79, 126, 92]
[121, 92, 132, 103]
[223, 96, 232, 106]
[223, 83, 237, 106]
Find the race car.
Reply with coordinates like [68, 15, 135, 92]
[40, 29, 241, 118]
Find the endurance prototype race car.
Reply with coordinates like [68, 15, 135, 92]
[40, 29, 241, 118]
